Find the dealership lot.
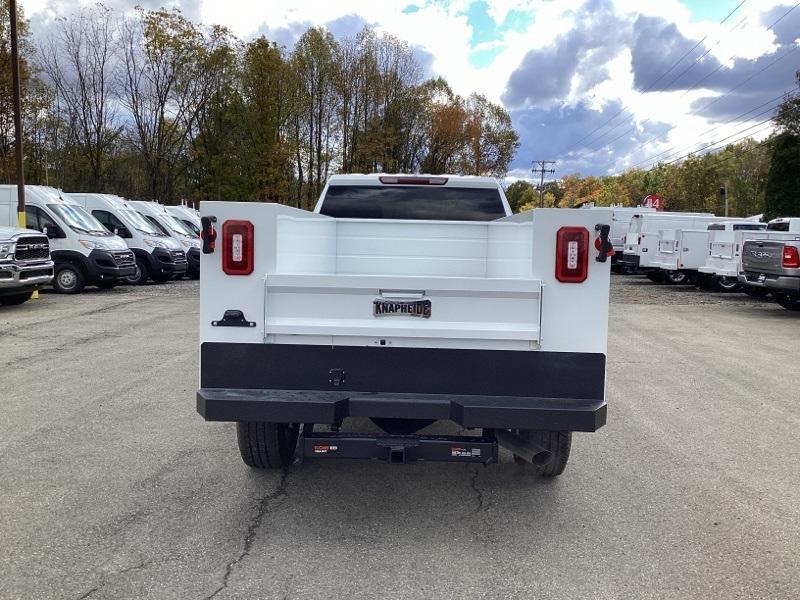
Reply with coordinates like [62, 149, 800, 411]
[1, 278, 798, 600]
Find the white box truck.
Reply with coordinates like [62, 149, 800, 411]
[197, 174, 614, 475]
[0, 186, 135, 293]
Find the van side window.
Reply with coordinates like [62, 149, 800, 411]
[707, 224, 724, 230]
[25, 206, 58, 233]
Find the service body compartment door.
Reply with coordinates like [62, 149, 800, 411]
[263, 274, 542, 351]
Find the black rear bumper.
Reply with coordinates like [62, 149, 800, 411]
[197, 343, 607, 431]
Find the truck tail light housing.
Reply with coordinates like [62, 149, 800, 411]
[782, 245, 800, 268]
[222, 220, 254, 275]
[555, 227, 589, 283]
[201, 216, 217, 254]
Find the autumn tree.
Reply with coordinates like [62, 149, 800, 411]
[39, 4, 121, 190]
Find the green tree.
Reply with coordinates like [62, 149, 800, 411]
[774, 70, 800, 136]
[763, 132, 800, 219]
[504, 180, 536, 212]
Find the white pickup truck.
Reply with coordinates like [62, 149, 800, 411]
[197, 175, 613, 475]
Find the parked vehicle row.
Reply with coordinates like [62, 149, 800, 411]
[0, 185, 200, 304]
[616, 207, 800, 311]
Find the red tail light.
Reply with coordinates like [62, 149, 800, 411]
[782, 245, 800, 268]
[555, 227, 589, 283]
[222, 220, 254, 275]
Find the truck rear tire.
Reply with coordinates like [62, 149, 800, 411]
[512, 430, 571, 477]
[773, 293, 800, 311]
[0, 291, 33, 306]
[236, 422, 300, 469]
[713, 276, 740, 293]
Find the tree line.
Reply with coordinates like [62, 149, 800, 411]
[506, 71, 800, 220]
[0, 3, 520, 207]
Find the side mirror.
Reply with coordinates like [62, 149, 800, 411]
[114, 226, 132, 239]
[44, 226, 60, 239]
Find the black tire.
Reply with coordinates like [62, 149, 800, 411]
[125, 257, 150, 285]
[646, 271, 665, 283]
[512, 430, 572, 477]
[0, 291, 33, 306]
[53, 263, 85, 294]
[743, 286, 770, 298]
[236, 422, 300, 469]
[773, 293, 800, 311]
[665, 270, 688, 285]
[97, 280, 117, 290]
[713, 276, 740, 293]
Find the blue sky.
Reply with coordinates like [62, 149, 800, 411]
[27, 0, 800, 180]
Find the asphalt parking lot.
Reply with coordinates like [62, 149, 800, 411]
[1, 277, 798, 600]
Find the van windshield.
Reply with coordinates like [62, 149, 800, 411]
[120, 209, 163, 235]
[162, 214, 196, 238]
[319, 185, 506, 221]
[48, 204, 111, 236]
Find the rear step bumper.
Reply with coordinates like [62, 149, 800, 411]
[197, 389, 606, 431]
[301, 432, 499, 464]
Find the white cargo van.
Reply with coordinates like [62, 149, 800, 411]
[166, 204, 201, 236]
[130, 201, 198, 279]
[198, 174, 614, 475]
[0, 185, 134, 293]
[68, 193, 189, 285]
[620, 212, 715, 279]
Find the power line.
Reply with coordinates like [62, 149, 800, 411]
[626, 89, 796, 169]
[592, 1, 800, 172]
[556, 0, 748, 158]
[659, 117, 776, 167]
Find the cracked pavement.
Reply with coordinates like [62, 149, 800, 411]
[1, 277, 799, 599]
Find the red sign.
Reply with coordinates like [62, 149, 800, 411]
[642, 194, 664, 210]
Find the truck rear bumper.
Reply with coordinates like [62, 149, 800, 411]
[198, 389, 606, 431]
[198, 343, 607, 431]
[739, 271, 800, 293]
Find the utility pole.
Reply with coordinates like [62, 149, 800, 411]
[9, 0, 25, 227]
[718, 183, 729, 217]
[532, 161, 556, 208]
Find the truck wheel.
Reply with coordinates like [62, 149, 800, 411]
[713, 277, 740, 293]
[0, 291, 33, 306]
[53, 263, 85, 294]
[236, 422, 300, 469]
[666, 270, 688, 285]
[743, 287, 769, 298]
[126, 257, 150, 285]
[773, 293, 800, 311]
[512, 430, 572, 477]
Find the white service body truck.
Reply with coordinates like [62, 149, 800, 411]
[69, 193, 188, 285]
[0, 185, 134, 293]
[697, 221, 772, 292]
[652, 220, 765, 286]
[620, 212, 714, 276]
[197, 175, 614, 474]
[610, 206, 654, 271]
